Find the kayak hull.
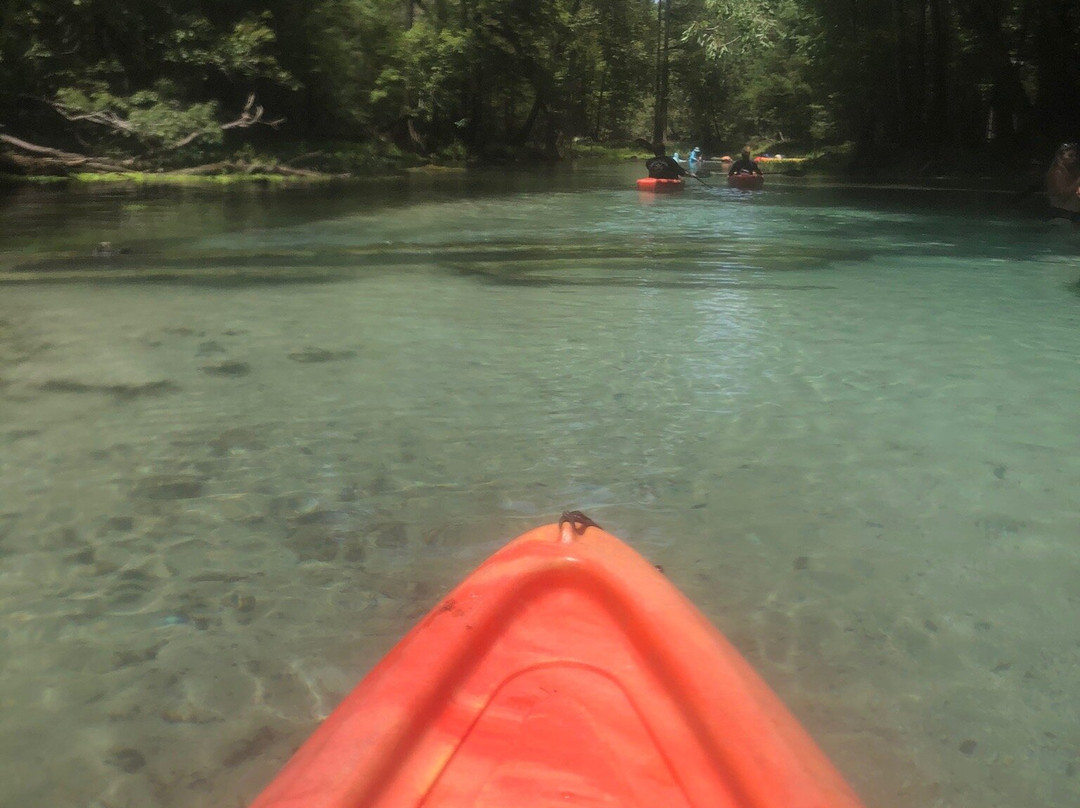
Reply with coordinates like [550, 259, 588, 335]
[249, 518, 866, 808]
[728, 173, 764, 190]
[637, 177, 685, 192]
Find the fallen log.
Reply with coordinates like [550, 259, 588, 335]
[1, 135, 336, 179]
[0, 133, 135, 172]
[170, 160, 328, 177]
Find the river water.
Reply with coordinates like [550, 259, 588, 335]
[1, 164, 1078, 808]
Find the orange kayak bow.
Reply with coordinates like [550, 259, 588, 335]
[249, 513, 866, 808]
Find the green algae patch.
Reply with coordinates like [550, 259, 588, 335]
[68, 171, 299, 186]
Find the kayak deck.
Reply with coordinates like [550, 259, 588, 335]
[249, 515, 865, 808]
[728, 173, 764, 190]
[636, 177, 685, 192]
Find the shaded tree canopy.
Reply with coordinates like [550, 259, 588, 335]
[1, 0, 1077, 170]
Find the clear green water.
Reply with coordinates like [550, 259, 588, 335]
[1, 166, 1078, 808]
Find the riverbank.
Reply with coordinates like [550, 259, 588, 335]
[0, 139, 1047, 196]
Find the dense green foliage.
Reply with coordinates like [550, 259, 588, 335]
[1, 0, 1077, 169]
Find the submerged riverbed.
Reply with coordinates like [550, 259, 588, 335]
[1, 165, 1078, 808]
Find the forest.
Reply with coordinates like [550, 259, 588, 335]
[1, 0, 1078, 176]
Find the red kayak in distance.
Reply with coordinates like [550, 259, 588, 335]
[248, 513, 867, 808]
[636, 176, 685, 192]
[728, 172, 765, 190]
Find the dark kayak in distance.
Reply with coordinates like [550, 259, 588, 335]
[248, 514, 868, 808]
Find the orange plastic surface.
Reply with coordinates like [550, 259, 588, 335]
[727, 173, 764, 190]
[636, 177, 685, 192]
[249, 522, 867, 808]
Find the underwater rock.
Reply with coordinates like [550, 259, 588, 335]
[66, 545, 96, 565]
[92, 242, 130, 258]
[113, 642, 165, 669]
[223, 726, 279, 768]
[976, 516, 1024, 539]
[6, 429, 40, 443]
[342, 536, 367, 563]
[286, 523, 345, 562]
[160, 703, 218, 724]
[272, 493, 342, 522]
[270, 493, 311, 521]
[196, 340, 227, 356]
[373, 521, 408, 549]
[42, 526, 81, 551]
[200, 360, 251, 377]
[282, 503, 370, 564]
[368, 472, 395, 494]
[106, 568, 160, 607]
[214, 493, 270, 523]
[39, 379, 180, 399]
[108, 748, 146, 773]
[208, 427, 267, 456]
[377, 577, 431, 602]
[222, 591, 256, 612]
[287, 347, 358, 363]
[97, 515, 135, 535]
[39, 379, 99, 395]
[293, 507, 349, 526]
[186, 614, 214, 630]
[132, 474, 205, 500]
[92, 559, 121, 576]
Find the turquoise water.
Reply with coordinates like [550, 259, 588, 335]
[1, 166, 1078, 807]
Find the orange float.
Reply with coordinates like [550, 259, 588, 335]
[249, 514, 867, 808]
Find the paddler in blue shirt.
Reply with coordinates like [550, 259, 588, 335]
[688, 146, 702, 172]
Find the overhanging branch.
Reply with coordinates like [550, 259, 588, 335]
[220, 93, 286, 132]
[43, 92, 286, 152]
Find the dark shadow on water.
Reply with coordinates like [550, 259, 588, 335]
[446, 269, 839, 291]
[0, 237, 872, 288]
[2, 171, 1071, 290]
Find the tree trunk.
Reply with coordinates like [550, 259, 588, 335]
[517, 95, 544, 145]
[1033, 0, 1080, 143]
[927, 0, 952, 149]
[891, 0, 911, 146]
[594, 67, 607, 141]
[652, 0, 671, 149]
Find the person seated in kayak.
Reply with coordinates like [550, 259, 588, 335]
[1045, 142, 1080, 222]
[635, 138, 697, 180]
[728, 146, 762, 176]
[645, 154, 691, 179]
